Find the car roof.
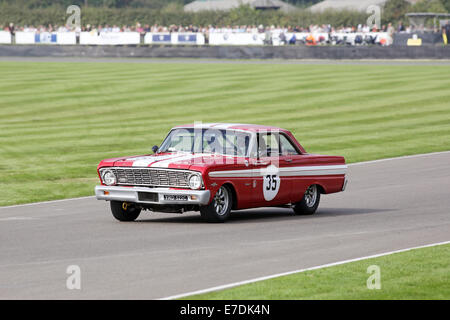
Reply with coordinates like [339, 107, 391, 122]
[173, 123, 290, 133]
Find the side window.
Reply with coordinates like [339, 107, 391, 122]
[279, 134, 300, 155]
[224, 132, 251, 157]
[202, 131, 224, 154]
[258, 133, 280, 157]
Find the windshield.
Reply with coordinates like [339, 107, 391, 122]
[158, 128, 252, 157]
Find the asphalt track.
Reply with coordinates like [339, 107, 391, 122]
[0, 152, 449, 299]
[1, 56, 450, 65]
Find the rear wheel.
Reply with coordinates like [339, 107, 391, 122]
[293, 185, 320, 215]
[200, 185, 232, 223]
[110, 201, 141, 222]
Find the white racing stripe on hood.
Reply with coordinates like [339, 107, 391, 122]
[130, 154, 183, 167]
[150, 153, 212, 168]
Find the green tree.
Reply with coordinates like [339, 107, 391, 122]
[409, 0, 447, 13]
[383, 0, 411, 23]
[442, 0, 450, 11]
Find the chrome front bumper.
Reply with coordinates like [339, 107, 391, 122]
[95, 185, 211, 205]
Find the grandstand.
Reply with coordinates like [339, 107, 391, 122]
[184, 0, 297, 12]
[309, 0, 420, 12]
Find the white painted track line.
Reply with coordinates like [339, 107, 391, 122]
[348, 150, 450, 166]
[160, 240, 450, 300]
[0, 196, 95, 209]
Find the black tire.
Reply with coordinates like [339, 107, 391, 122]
[200, 185, 233, 223]
[293, 185, 321, 215]
[110, 201, 141, 222]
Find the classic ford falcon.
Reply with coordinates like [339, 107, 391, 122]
[95, 123, 347, 222]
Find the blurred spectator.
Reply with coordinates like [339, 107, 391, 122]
[264, 28, 272, 45]
[279, 32, 286, 45]
[8, 22, 15, 43]
[444, 22, 450, 45]
[305, 34, 316, 46]
[8, 22, 15, 36]
[387, 23, 395, 38]
[136, 23, 144, 34]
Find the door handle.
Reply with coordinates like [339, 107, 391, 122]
[284, 159, 293, 163]
[254, 160, 269, 166]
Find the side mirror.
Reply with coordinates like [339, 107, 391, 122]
[152, 145, 159, 154]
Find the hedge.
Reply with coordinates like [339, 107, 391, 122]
[0, 4, 371, 28]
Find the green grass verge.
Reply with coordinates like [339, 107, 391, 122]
[185, 243, 450, 299]
[0, 61, 449, 206]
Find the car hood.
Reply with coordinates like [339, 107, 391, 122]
[99, 152, 243, 172]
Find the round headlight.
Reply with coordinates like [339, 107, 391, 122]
[188, 173, 202, 190]
[102, 170, 117, 186]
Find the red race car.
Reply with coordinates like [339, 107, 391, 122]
[95, 123, 347, 222]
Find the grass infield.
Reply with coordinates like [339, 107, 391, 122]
[184, 243, 450, 300]
[0, 61, 449, 206]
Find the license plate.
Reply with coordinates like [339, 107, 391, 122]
[164, 195, 188, 201]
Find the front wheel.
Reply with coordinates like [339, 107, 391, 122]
[200, 185, 233, 223]
[110, 201, 141, 222]
[293, 185, 320, 215]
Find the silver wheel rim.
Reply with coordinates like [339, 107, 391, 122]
[213, 186, 229, 216]
[304, 185, 317, 208]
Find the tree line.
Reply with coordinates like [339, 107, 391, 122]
[0, 0, 448, 28]
[0, 1, 323, 9]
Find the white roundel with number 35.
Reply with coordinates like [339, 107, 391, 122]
[262, 165, 280, 201]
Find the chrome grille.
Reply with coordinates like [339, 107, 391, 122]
[106, 167, 191, 188]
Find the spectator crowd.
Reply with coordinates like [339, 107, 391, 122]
[3, 20, 448, 46]
[2, 21, 428, 35]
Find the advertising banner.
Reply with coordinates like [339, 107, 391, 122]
[173, 33, 205, 45]
[57, 32, 77, 45]
[209, 32, 265, 45]
[98, 32, 140, 45]
[0, 31, 11, 44]
[144, 33, 172, 44]
[35, 32, 57, 44]
[15, 32, 36, 44]
[80, 32, 140, 45]
[79, 32, 98, 45]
